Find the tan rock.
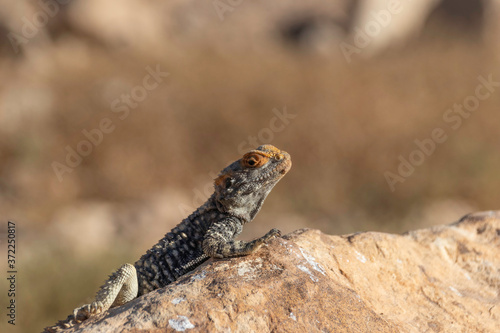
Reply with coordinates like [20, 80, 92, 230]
[63, 211, 499, 332]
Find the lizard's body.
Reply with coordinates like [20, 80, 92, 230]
[45, 144, 291, 332]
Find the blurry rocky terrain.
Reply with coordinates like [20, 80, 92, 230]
[0, 0, 499, 331]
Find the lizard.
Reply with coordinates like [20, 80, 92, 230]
[44, 144, 291, 332]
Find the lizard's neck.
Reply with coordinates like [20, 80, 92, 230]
[211, 189, 271, 224]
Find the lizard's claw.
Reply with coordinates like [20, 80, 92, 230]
[73, 301, 104, 323]
[89, 301, 104, 314]
[263, 228, 282, 241]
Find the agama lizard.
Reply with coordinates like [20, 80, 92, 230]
[44, 144, 291, 331]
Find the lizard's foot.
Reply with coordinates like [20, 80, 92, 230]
[248, 228, 281, 253]
[203, 221, 282, 258]
[251, 228, 282, 248]
[73, 301, 104, 323]
[262, 228, 282, 241]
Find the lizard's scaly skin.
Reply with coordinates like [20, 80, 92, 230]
[44, 144, 291, 332]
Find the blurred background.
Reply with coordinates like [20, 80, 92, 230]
[1, 0, 499, 331]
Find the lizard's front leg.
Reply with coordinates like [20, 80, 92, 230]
[72, 263, 138, 323]
[202, 219, 281, 259]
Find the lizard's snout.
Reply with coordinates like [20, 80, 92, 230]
[275, 150, 292, 175]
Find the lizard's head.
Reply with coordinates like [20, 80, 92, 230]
[214, 145, 291, 221]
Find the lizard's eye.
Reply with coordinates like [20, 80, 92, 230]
[242, 153, 268, 168]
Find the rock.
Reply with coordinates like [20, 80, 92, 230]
[62, 211, 499, 332]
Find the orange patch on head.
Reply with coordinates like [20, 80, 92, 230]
[256, 145, 288, 161]
[259, 145, 281, 154]
[214, 173, 232, 187]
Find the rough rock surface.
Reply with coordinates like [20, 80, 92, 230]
[63, 211, 499, 333]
